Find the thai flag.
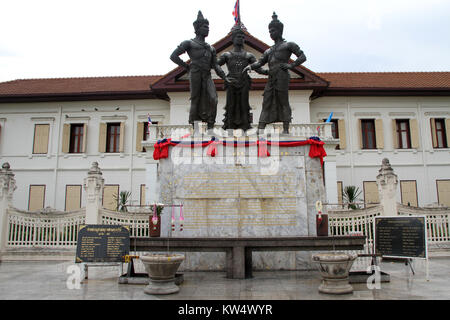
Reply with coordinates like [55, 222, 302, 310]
[232, 0, 240, 24]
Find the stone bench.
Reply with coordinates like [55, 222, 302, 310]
[130, 236, 366, 279]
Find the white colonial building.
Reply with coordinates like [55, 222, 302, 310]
[0, 30, 449, 212]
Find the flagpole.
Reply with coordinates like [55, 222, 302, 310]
[238, 0, 240, 25]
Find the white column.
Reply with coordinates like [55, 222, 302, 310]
[83, 162, 104, 224]
[0, 163, 16, 261]
[376, 158, 399, 216]
[142, 127, 160, 205]
[323, 142, 339, 208]
[145, 163, 159, 205]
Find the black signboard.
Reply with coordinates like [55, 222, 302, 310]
[374, 216, 427, 259]
[76, 225, 130, 263]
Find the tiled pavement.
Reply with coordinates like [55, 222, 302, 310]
[0, 257, 449, 300]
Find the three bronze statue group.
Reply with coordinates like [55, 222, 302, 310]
[170, 11, 306, 135]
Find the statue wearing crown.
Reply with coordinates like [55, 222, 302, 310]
[170, 11, 228, 130]
[244, 13, 307, 134]
[217, 23, 268, 131]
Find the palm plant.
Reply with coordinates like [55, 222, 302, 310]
[343, 186, 362, 210]
[113, 191, 132, 212]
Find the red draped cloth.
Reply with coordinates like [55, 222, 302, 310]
[153, 137, 327, 165]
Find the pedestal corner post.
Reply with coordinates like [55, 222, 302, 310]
[83, 162, 104, 224]
[0, 163, 16, 261]
[376, 158, 399, 216]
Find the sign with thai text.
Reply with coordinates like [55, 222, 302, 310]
[374, 216, 427, 259]
[75, 225, 130, 263]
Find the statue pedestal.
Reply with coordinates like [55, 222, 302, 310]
[156, 135, 327, 271]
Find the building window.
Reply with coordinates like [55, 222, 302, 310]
[396, 119, 411, 149]
[435, 119, 447, 148]
[69, 124, 84, 153]
[65, 185, 82, 211]
[432, 118, 448, 148]
[143, 121, 157, 152]
[99, 122, 124, 153]
[400, 180, 418, 207]
[140, 184, 146, 206]
[33, 124, 50, 154]
[106, 123, 121, 153]
[62, 123, 87, 153]
[29, 185, 45, 211]
[363, 181, 379, 207]
[437, 180, 450, 207]
[137, 121, 158, 152]
[361, 119, 376, 149]
[324, 119, 340, 150]
[337, 181, 343, 206]
[103, 185, 119, 211]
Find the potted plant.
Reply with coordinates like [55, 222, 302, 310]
[343, 186, 362, 210]
[113, 191, 132, 212]
[149, 203, 164, 237]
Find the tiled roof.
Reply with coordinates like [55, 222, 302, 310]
[1, 72, 450, 101]
[318, 72, 450, 89]
[0, 75, 163, 96]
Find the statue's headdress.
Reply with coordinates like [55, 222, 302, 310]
[193, 10, 209, 33]
[230, 22, 245, 40]
[268, 12, 283, 33]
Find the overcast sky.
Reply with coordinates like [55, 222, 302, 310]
[1, 0, 449, 83]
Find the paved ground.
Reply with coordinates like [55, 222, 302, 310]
[0, 257, 449, 300]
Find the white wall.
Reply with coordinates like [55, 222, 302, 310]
[1, 92, 449, 210]
[311, 95, 450, 206]
[0, 98, 169, 210]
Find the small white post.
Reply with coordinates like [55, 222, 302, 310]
[83, 162, 104, 224]
[0, 163, 16, 261]
[376, 158, 399, 216]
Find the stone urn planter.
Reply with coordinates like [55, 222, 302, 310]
[140, 253, 185, 295]
[312, 252, 358, 294]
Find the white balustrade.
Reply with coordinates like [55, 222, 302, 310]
[397, 204, 450, 243]
[148, 122, 333, 142]
[6, 208, 85, 248]
[328, 203, 450, 265]
[100, 209, 150, 238]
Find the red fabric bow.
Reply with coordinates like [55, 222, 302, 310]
[153, 137, 327, 165]
[257, 141, 270, 158]
[206, 140, 219, 157]
[308, 140, 327, 166]
[153, 139, 172, 160]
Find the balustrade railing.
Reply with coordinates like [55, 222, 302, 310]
[147, 122, 334, 142]
[100, 208, 150, 238]
[5, 203, 450, 256]
[328, 203, 450, 264]
[328, 206, 382, 268]
[397, 204, 450, 243]
[6, 208, 85, 248]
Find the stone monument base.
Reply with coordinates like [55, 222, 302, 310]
[155, 136, 327, 271]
